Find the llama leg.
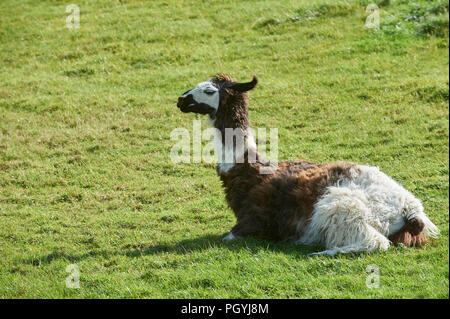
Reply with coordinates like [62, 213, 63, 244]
[305, 187, 390, 256]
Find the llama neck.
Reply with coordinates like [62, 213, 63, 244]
[208, 98, 259, 173]
[209, 123, 257, 174]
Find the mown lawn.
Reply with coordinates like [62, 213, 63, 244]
[0, 0, 448, 298]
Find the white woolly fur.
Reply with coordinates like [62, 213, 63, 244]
[297, 165, 439, 256]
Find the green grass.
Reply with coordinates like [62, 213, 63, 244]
[0, 0, 448, 298]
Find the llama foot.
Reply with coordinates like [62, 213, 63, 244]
[222, 232, 239, 241]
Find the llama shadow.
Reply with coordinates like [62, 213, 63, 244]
[124, 233, 325, 258]
[20, 249, 114, 266]
[18, 235, 321, 267]
[19, 235, 355, 266]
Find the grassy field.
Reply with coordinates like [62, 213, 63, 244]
[0, 0, 448, 298]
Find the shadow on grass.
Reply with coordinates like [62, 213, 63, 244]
[20, 249, 113, 266]
[18, 234, 327, 266]
[124, 233, 323, 258]
[20, 232, 434, 266]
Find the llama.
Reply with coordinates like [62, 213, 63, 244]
[176, 74, 439, 256]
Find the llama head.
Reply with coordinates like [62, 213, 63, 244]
[177, 74, 258, 120]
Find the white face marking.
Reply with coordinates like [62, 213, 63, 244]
[182, 80, 219, 110]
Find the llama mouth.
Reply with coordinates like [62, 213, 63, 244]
[177, 99, 190, 112]
[177, 92, 215, 115]
[177, 101, 215, 115]
[177, 102, 194, 113]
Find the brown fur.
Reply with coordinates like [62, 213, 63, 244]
[388, 218, 428, 247]
[219, 156, 358, 241]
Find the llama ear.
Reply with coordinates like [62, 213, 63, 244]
[227, 75, 258, 92]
